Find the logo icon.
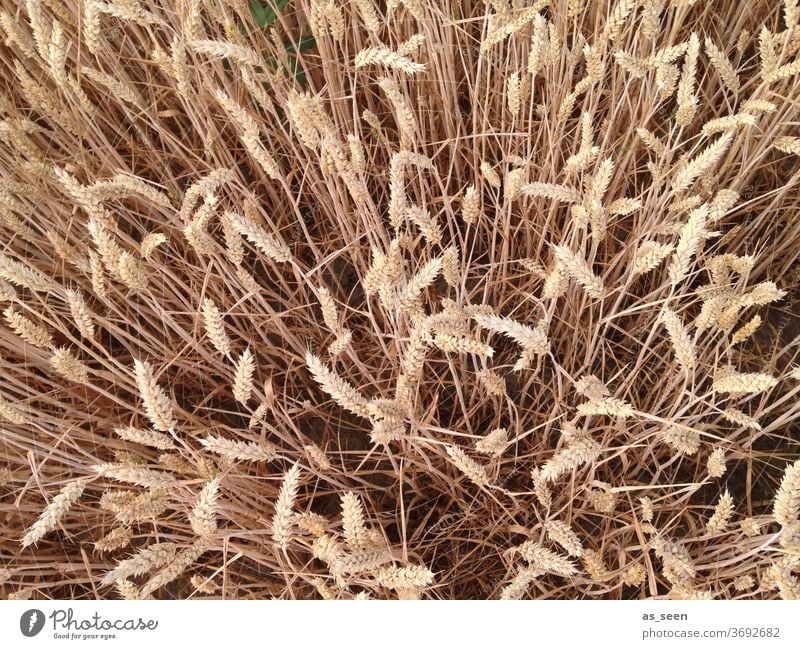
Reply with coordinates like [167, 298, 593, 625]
[20, 609, 45, 637]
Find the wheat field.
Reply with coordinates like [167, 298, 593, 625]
[0, 0, 799, 601]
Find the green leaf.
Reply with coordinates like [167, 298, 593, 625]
[249, 0, 268, 26]
[285, 54, 306, 85]
[285, 33, 316, 54]
[249, 0, 289, 28]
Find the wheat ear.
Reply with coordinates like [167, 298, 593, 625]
[102, 542, 178, 586]
[65, 289, 95, 340]
[444, 445, 489, 486]
[94, 463, 175, 488]
[199, 435, 275, 462]
[305, 351, 371, 418]
[375, 565, 434, 590]
[232, 347, 255, 404]
[95, 527, 132, 553]
[201, 298, 232, 357]
[21, 478, 87, 547]
[141, 538, 211, 597]
[672, 132, 734, 193]
[545, 520, 584, 557]
[713, 366, 778, 395]
[667, 204, 709, 285]
[114, 426, 175, 450]
[133, 359, 176, 433]
[189, 477, 221, 538]
[225, 210, 292, 263]
[660, 308, 696, 372]
[774, 459, 800, 529]
[706, 490, 734, 534]
[517, 541, 578, 576]
[272, 464, 302, 550]
[552, 245, 606, 299]
[341, 492, 370, 550]
[354, 46, 425, 74]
